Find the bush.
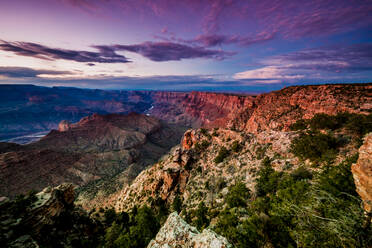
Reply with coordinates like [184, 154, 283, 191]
[290, 131, 338, 163]
[214, 146, 230, 163]
[226, 182, 251, 208]
[309, 113, 339, 130]
[290, 166, 313, 181]
[200, 128, 209, 136]
[290, 119, 308, 131]
[194, 140, 210, 152]
[255, 157, 281, 197]
[194, 202, 209, 231]
[171, 195, 182, 213]
[231, 140, 242, 153]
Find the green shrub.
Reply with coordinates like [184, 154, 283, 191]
[290, 131, 338, 163]
[255, 157, 282, 197]
[290, 166, 313, 181]
[309, 113, 339, 130]
[214, 146, 230, 163]
[226, 182, 251, 208]
[194, 140, 210, 152]
[200, 128, 209, 136]
[194, 202, 209, 231]
[290, 119, 308, 131]
[171, 195, 182, 213]
[231, 140, 242, 153]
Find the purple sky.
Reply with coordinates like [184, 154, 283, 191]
[0, 0, 371, 92]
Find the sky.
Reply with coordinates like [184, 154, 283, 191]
[0, 0, 371, 92]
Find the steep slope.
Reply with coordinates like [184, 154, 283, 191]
[352, 133, 372, 212]
[114, 128, 300, 212]
[111, 112, 371, 247]
[149, 91, 255, 128]
[0, 113, 185, 205]
[230, 83, 372, 133]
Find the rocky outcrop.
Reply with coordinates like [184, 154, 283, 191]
[58, 120, 71, 132]
[0, 183, 100, 248]
[40, 113, 162, 151]
[148, 212, 232, 248]
[114, 127, 300, 212]
[24, 183, 76, 234]
[352, 133, 372, 212]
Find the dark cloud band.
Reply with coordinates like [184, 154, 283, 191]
[0, 40, 233, 63]
[0, 40, 130, 63]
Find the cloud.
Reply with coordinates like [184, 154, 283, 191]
[63, 0, 372, 40]
[0, 40, 130, 63]
[274, 43, 372, 72]
[0, 67, 74, 78]
[112, 41, 234, 61]
[234, 66, 304, 81]
[234, 43, 372, 81]
[192, 32, 275, 47]
[0, 39, 233, 63]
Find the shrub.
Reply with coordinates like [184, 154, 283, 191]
[290, 166, 313, 181]
[226, 182, 251, 208]
[194, 140, 210, 152]
[255, 157, 282, 197]
[290, 119, 308, 131]
[231, 140, 242, 153]
[200, 128, 209, 136]
[194, 202, 209, 231]
[309, 113, 338, 130]
[290, 131, 338, 163]
[214, 146, 230, 163]
[171, 195, 182, 213]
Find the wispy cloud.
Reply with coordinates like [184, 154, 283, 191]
[0, 40, 234, 63]
[0, 66, 74, 78]
[234, 43, 372, 81]
[112, 42, 234, 61]
[64, 0, 372, 39]
[0, 40, 130, 63]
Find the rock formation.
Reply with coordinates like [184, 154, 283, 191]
[352, 133, 372, 212]
[58, 120, 71, 132]
[147, 212, 232, 248]
[149, 91, 255, 128]
[0, 113, 185, 206]
[0, 183, 99, 248]
[231, 84, 372, 133]
[24, 183, 76, 234]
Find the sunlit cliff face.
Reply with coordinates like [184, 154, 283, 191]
[0, 0, 372, 91]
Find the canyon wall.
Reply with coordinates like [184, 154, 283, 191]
[230, 84, 372, 133]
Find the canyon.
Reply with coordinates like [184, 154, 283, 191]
[0, 83, 371, 247]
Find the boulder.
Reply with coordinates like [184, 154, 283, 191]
[148, 212, 232, 248]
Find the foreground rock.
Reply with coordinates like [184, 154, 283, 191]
[148, 212, 232, 248]
[0, 183, 99, 248]
[352, 133, 372, 212]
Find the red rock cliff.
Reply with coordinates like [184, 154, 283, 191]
[352, 133, 372, 212]
[149, 91, 255, 128]
[230, 84, 372, 133]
